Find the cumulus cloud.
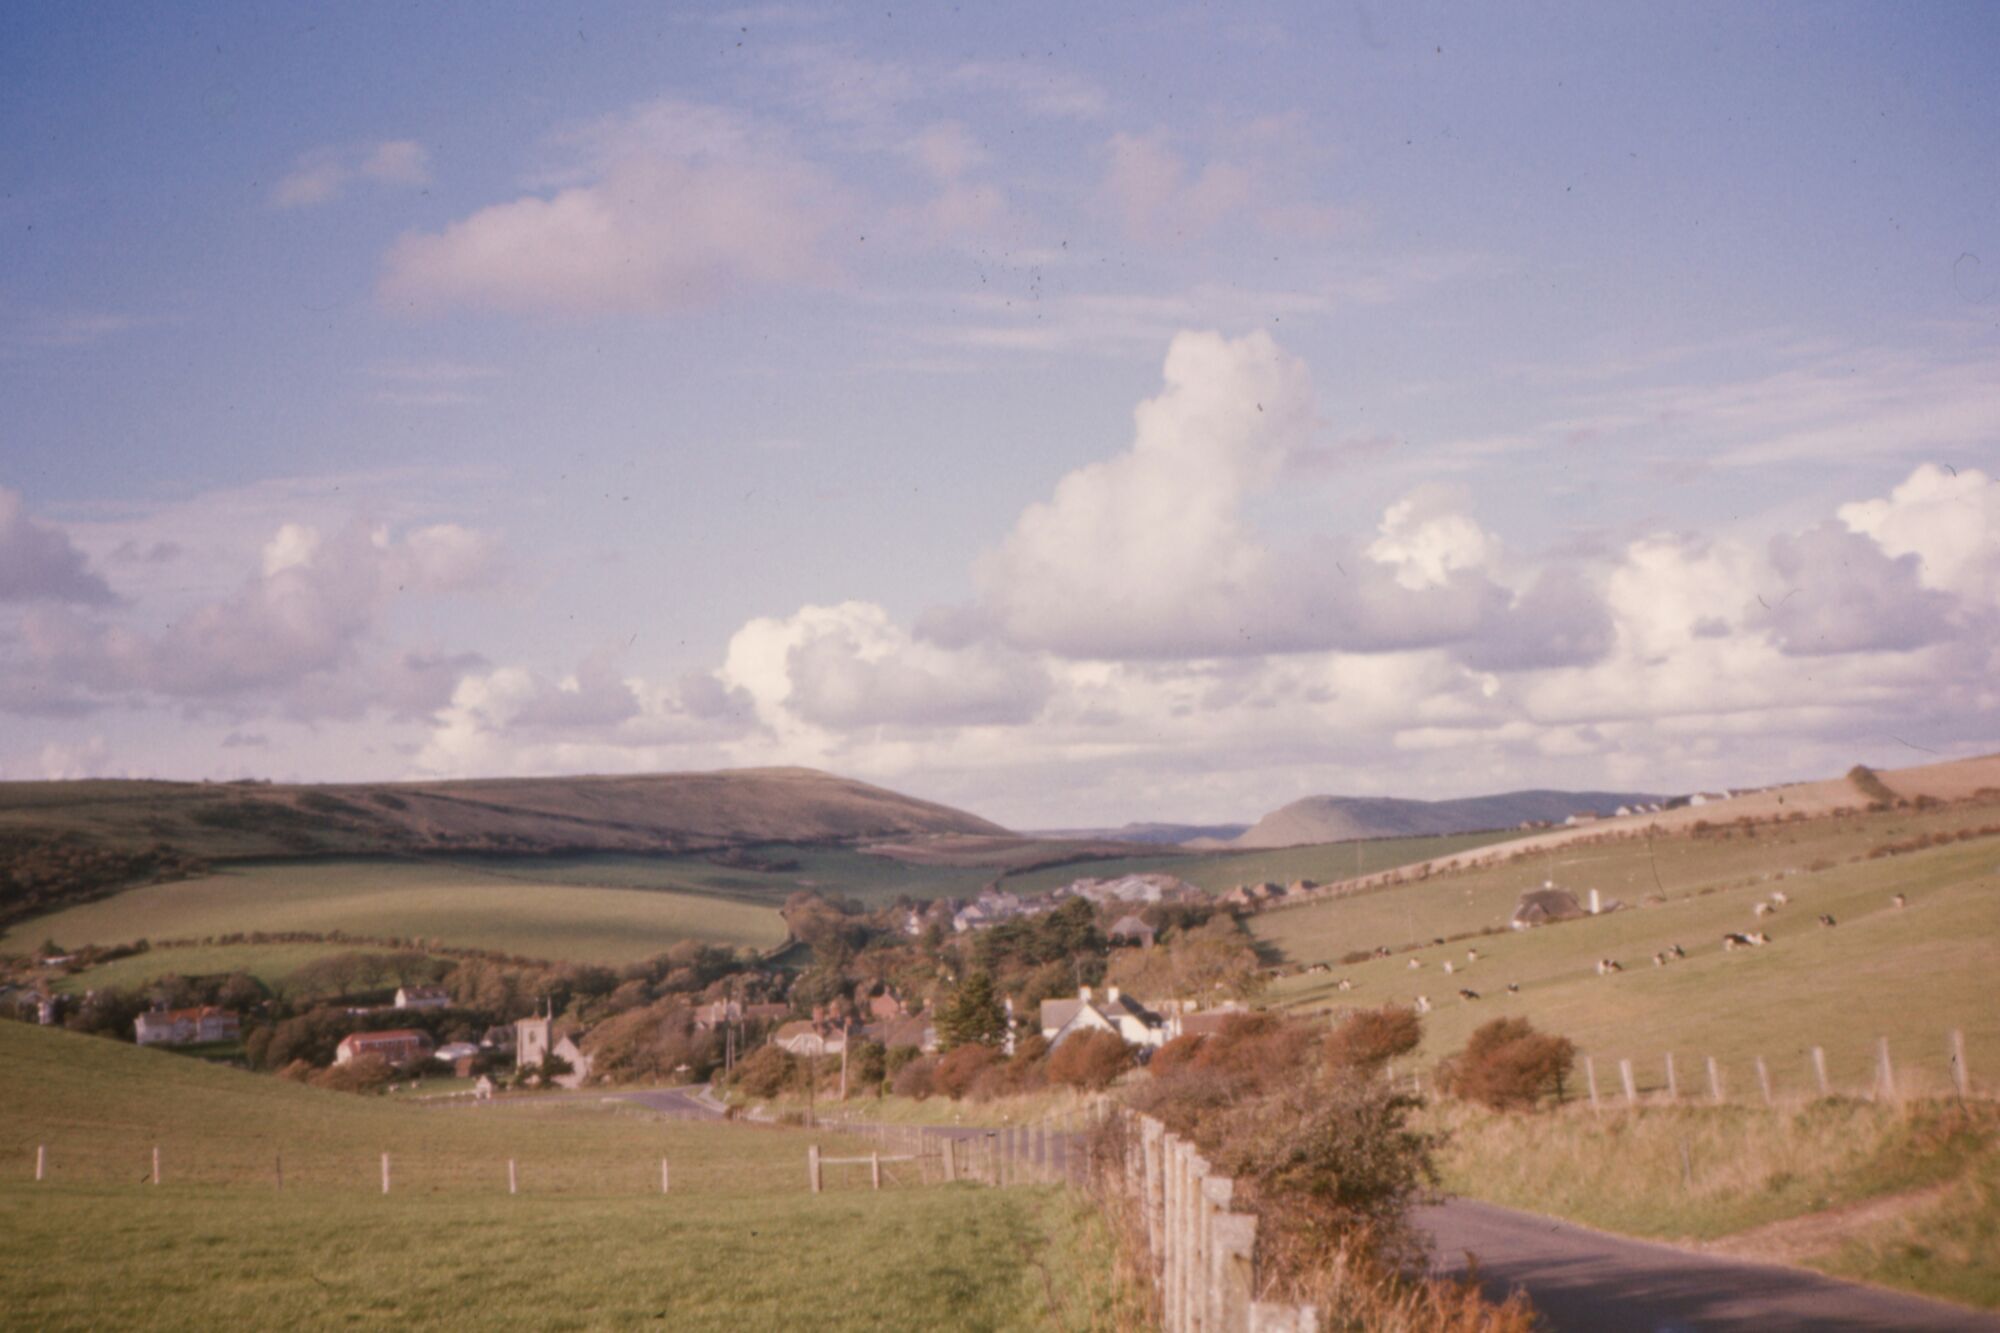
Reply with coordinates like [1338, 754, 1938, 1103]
[0, 488, 116, 605]
[1756, 521, 1953, 657]
[271, 140, 431, 208]
[379, 101, 842, 316]
[1838, 463, 2000, 607]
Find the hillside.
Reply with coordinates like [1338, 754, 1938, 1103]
[0, 767, 1007, 927]
[1233, 788, 1657, 848]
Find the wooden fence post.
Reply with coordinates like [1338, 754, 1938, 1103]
[1665, 1053, 1678, 1101]
[35, 1145, 45, 1183]
[1950, 1029, 1970, 1098]
[808, 1143, 822, 1194]
[1585, 1056, 1601, 1112]
[1707, 1055, 1723, 1103]
[1619, 1058, 1638, 1107]
[508, 1158, 517, 1195]
[870, 1151, 881, 1191]
[152, 1145, 160, 1186]
[381, 1152, 391, 1195]
[1812, 1046, 1830, 1097]
[942, 1137, 957, 1183]
[1755, 1057, 1773, 1107]
[660, 1157, 670, 1194]
[1876, 1037, 1897, 1102]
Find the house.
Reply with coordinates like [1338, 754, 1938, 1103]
[692, 1000, 790, 1031]
[1510, 885, 1585, 930]
[772, 1019, 849, 1057]
[335, 1029, 435, 1067]
[860, 1015, 938, 1054]
[866, 990, 907, 1021]
[1039, 985, 1166, 1050]
[394, 985, 451, 1011]
[515, 1014, 593, 1089]
[134, 1005, 241, 1047]
[1166, 1003, 1246, 1041]
[1107, 915, 1156, 949]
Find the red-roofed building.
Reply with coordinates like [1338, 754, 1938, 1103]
[335, 1029, 434, 1067]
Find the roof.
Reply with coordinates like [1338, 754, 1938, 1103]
[341, 1028, 433, 1047]
[1108, 914, 1154, 937]
[399, 985, 449, 999]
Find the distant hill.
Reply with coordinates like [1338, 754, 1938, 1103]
[1025, 822, 1250, 847]
[0, 767, 1006, 927]
[1232, 789, 1658, 848]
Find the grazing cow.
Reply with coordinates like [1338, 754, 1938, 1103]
[1307, 962, 1331, 975]
[1595, 958, 1623, 975]
[1465, 948, 1480, 963]
[1817, 913, 1836, 928]
[1443, 960, 1456, 975]
[1670, 943, 1686, 960]
[1652, 952, 1667, 967]
[1723, 932, 1753, 951]
[1375, 946, 1392, 958]
[1506, 982, 1520, 994]
[1458, 988, 1480, 1002]
[1414, 994, 1432, 1014]
[1408, 957, 1423, 970]
[1337, 978, 1354, 992]
[1771, 890, 1791, 906]
[1754, 902, 1774, 918]
[1749, 931, 1771, 945]
[1892, 893, 1907, 909]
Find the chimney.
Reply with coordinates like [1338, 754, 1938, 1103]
[1106, 986, 1121, 1005]
[1079, 985, 1093, 1002]
[1589, 888, 1602, 915]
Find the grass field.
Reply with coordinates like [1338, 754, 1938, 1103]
[1432, 1098, 2000, 1309]
[2, 859, 789, 965]
[1253, 801, 2000, 1096]
[997, 829, 1524, 897]
[0, 1022, 1128, 1330]
[47, 942, 413, 996]
[449, 845, 1002, 907]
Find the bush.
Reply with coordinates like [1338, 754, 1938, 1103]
[1324, 1005, 1422, 1076]
[1047, 1029, 1133, 1090]
[933, 1043, 1002, 1099]
[1149, 1033, 1205, 1078]
[730, 1044, 797, 1100]
[1436, 1018, 1576, 1111]
[891, 1054, 937, 1100]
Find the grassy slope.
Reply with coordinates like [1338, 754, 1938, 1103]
[4, 859, 789, 964]
[998, 829, 1522, 898]
[0, 1023, 1125, 1331]
[46, 941, 397, 996]
[453, 845, 1001, 908]
[1255, 802, 2000, 1094]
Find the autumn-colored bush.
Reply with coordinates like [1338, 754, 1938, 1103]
[1148, 1033, 1205, 1078]
[891, 1053, 937, 1100]
[306, 1052, 393, 1094]
[729, 1044, 797, 1100]
[933, 1043, 1001, 1099]
[1436, 1018, 1575, 1111]
[1324, 1005, 1422, 1075]
[1047, 1029, 1135, 1090]
[970, 1035, 1051, 1100]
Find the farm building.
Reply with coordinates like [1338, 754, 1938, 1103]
[335, 1029, 434, 1067]
[134, 1006, 241, 1047]
[394, 985, 451, 1011]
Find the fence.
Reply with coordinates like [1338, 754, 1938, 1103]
[804, 1119, 1075, 1191]
[1571, 1028, 1982, 1111]
[1110, 1110, 1319, 1333]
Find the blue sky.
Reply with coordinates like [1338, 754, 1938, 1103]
[2, 2, 1996, 826]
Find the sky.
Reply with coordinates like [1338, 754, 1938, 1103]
[2, 2, 1997, 828]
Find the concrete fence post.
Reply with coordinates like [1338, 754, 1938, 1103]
[36, 1144, 45, 1183]
[1202, 1175, 1234, 1332]
[1877, 1037, 1897, 1102]
[152, 1145, 160, 1186]
[1619, 1058, 1638, 1107]
[1708, 1055, 1723, 1103]
[381, 1152, 390, 1195]
[808, 1143, 822, 1194]
[1755, 1057, 1773, 1106]
[660, 1157, 670, 1194]
[1812, 1046, 1830, 1097]
[1665, 1053, 1678, 1101]
[1951, 1029, 1970, 1097]
[508, 1158, 517, 1195]
[1585, 1056, 1601, 1112]
[1214, 1212, 1257, 1333]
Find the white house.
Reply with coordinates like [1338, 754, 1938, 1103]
[135, 1005, 241, 1046]
[772, 1020, 849, 1057]
[394, 985, 451, 1011]
[1039, 986, 1166, 1049]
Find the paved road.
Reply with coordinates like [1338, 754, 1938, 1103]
[1420, 1198, 2000, 1332]
[613, 1087, 723, 1119]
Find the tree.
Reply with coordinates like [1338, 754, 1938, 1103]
[1436, 1018, 1576, 1111]
[1047, 1030, 1133, 1090]
[936, 970, 1007, 1050]
[1324, 1006, 1422, 1076]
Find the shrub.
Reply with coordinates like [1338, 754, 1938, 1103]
[1149, 1033, 1205, 1078]
[933, 1043, 1002, 1099]
[730, 1044, 796, 1100]
[1047, 1029, 1133, 1090]
[1436, 1018, 1576, 1111]
[1324, 1005, 1422, 1076]
[891, 1053, 937, 1100]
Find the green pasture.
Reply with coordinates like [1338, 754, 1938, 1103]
[447, 845, 999, 907]
[48, 942, 412, 997]
[997, 829, 1523, 897]
[1258, 812, 2000, 1099]
[0, 1024, 1123, 1330]
[3, 859, 788, 965]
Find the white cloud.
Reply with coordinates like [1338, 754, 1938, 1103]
[271, 140, 431, 209]
[0, 487, 116, 605]
[379, 101, 842, 316]
[1838, 463, 2000, 607]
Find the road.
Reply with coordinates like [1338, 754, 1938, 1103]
[612, 1086, 723, 1119]
[1420, 1198, 2000, 1332]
